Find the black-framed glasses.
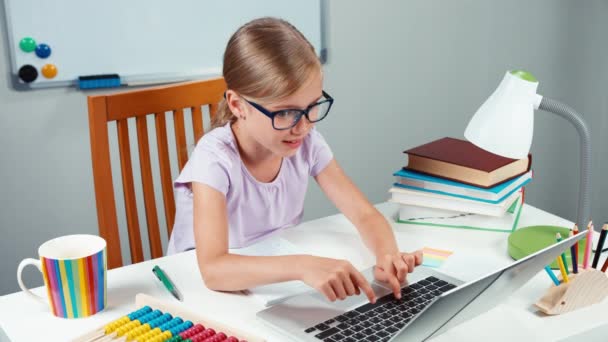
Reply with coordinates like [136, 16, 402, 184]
[244, 90, 334, 130]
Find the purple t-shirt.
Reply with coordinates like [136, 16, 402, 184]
[166, 123, 333, 254]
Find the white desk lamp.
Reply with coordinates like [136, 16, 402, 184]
[465, 70, 592, 260]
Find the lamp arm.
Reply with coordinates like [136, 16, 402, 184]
[538, 97, 592, 231]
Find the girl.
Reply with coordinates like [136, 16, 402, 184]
[167, 17, 422, 303]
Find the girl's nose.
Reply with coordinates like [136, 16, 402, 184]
[291, 115, 312, 135]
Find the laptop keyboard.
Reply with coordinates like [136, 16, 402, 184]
[303, 276, 457, 342]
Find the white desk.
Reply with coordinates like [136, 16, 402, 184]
[1, 203, 607, 342]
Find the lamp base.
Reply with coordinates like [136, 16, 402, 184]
[508, 225, 587, 269]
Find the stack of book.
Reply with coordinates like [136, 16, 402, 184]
[390, 137, 532, 232]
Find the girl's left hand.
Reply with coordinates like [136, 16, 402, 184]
[374, 250, 423, 299]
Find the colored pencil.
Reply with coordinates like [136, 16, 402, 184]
[568, 230, 578, 274]
[557, 256, 569, 283]
[544, 265, 560, 286]
[556, 233, 569, 275]
[592, 223, 607, 269]
[572, 224, 580, 273]
[583, 222, 594, 269]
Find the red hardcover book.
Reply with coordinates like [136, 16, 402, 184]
[404, 137, 531, 188]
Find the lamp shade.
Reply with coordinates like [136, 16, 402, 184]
[464, 70, 541, 159]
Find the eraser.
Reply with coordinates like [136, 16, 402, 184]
[78, 74, 121, 89]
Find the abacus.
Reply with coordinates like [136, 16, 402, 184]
[73, 294, 265, 342]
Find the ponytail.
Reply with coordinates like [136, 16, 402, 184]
[211, 98, 237, 129]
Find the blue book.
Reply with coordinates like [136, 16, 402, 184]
[394, 169, 532, 203]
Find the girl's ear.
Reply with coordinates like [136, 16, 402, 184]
[226, 90, 247, 120]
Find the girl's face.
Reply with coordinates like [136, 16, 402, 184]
[239, 70, 323, 158]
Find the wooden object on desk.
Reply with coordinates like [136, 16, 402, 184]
[535, 269, 608, 315]
[88, 78, 226, 268]
[72, 293, 265, 342]
[135, 294, 265, 342]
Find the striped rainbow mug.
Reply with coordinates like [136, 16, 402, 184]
[17, 234, 107, 318]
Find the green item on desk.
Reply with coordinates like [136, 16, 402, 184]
[508, 225, 586, 269]
[152, 265, 182, 301]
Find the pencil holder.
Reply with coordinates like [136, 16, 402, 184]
[535, 269, 608, 315]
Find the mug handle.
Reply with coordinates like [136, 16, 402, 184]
[17, 258, 47, 305]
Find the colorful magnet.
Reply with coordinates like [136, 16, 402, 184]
[41, 64, 58, 79]
[19, 37, 36, 52]
[35, 43, 52, 58]
[18, 64, 38, 83]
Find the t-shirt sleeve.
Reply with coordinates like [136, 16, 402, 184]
[308, 128, 334, 177]
[174, 138, 233, 195]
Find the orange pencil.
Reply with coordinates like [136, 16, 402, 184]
[583, 222, 594, 269]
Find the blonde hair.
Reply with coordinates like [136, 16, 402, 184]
[211, 17, 321, 129]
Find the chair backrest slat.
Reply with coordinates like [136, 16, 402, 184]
[135, 116, 163, 259]
[154, 112, 176, 236]
[191, 105, 204, 143]
[173, 108, 188, 171]
[117, 119, 145, 264]
[88, 77, 226, 268]
[209, 103, 219, 121]
[88, 96, 123, 269]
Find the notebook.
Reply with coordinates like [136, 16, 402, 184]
[389, 187, 522, 217]
[395, 195, 523, 233]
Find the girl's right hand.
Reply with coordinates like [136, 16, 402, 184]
[298, 255, 377, 304]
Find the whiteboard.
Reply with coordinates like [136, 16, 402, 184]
[3, 0, 325, 89]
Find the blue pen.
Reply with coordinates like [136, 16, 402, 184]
[544, 265, 560, 286]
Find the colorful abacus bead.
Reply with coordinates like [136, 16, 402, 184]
[137, 316, 184, 341]
[165, 335, 185, 342]
[129, 306, 153, 320]
[180, 324, 205, 339]
[104, 316, 131, 334]
[169, 321, 194, 337]
[128, 313, 173, 341]
[204, 332, 227, 342]
[104, 306, 153, 334]
[146, 330, 173, 342]
[226, 337, 239, 342]
[190, 328, 216, 342]
[117, 310, 163, 336]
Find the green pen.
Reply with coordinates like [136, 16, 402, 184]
[152, 265, 183, 301]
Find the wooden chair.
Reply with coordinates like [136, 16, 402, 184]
[87, 77, 226, 269]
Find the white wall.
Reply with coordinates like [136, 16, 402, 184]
[2, 0, 607, 295]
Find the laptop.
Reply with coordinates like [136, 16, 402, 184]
[257, 230, 587, 342]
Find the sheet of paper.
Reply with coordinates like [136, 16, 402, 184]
[435, 250, 510, 282]
[229, 237, 314, 306]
